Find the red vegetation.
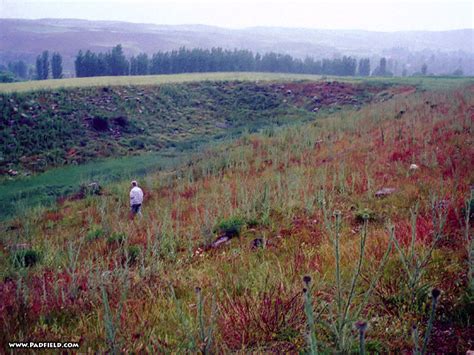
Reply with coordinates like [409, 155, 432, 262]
[218, 286, 305, 350]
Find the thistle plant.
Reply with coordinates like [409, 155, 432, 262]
[355, 321, 368, 355]
[389, 201, 446, 308]
[195, 286, 217, 354]
[325, 211, 392, 352]
[412, 288, 441, 355]
[303, 276, 318, 355]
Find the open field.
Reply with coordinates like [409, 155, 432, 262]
[1, 72, 472, 93]
[0, 73, 323, 93]
[0, 77, 472, 352]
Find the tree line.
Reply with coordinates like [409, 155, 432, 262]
[74, 45, 374, 77]
[35, 51, 63, 80]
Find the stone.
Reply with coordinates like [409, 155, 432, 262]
[375, 187, 396, 197]
[211, 235, 230, 248]
[251, 238, 264, 249]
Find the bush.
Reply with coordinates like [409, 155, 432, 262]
[107, 232, 126, 246]
[11, 249, 40, 268]
[113, 116, 129, 128]
[127, 245, 140, 265]
[86, 226, 104, 241]
[91, 116, 109, 131]
[355, 208, 377, 223]
[213, 216, 246, 237]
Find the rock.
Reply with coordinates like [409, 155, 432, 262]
[211, 235, 230, 248]
[215, 122, 230, 129]
[395, 110, 406, 119]
[251, 238, 264, 249]
[7, 169, 18, 176]
[409, 164, 419, 171]
[10, 243, 31, 251]
[375, 187, 397, 197]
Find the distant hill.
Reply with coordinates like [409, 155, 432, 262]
[1, 18, 473, 75]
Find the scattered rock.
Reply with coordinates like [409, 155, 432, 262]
[215, 122, 230, 129]
[7, 169, 18, 176]
[251, 238, 264, 249]
[211, 235, 231, 248]
[409, 163, 419, 171]
[10, 243, 31, 251]
[395, 110, 406, 119]
[375, 187, 397, 197]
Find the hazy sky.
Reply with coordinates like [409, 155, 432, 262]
[1, 0, 473, 31]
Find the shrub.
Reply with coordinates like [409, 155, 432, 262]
[355, 208, 377, 223]
[107, 232, 126, 246]
[213, 216, 246, 237]
[11, 249, 40, 268]
[86, 226, 104, 241]
[91, 116, 109, 131]
[127, 245, 140, 265]
[113, 116, 129, 128]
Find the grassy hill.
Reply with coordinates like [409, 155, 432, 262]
[0, 74, 401, 219]
[0, 77, 472, 352]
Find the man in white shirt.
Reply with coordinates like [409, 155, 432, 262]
[129, 180, 144, 218]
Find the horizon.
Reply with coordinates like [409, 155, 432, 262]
[1, 0, 473, 32]
[1, 16, 473, 33]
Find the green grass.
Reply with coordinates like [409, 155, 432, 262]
[0, 149, 186, 220]
[0, 72, 323, 93]
[1, 72, 471, 94]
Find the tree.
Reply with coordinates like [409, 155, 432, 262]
[372, 57, 392, 77]
[8, 60, 28, 79]
[36, 55, 43, 80]
[358, 58, 370, 76]
[108, 44, 129, 76]
[35, 51, 49, 80]
[51, 52, 63, 79]
[421, 63, 428, 76]
[75, 50, 84, 77]
[41, 51, 49, 80]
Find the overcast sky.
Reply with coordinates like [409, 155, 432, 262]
[1, 0, 473, 31]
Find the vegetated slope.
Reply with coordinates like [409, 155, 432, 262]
[0, 80, 388, 174]
[1, 83, 472, 352]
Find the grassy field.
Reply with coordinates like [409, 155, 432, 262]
[0, 79, 386, 219]
[0, 72, 323, 93]
[0, 78, 472, 352]
[1, 72, 472, 93]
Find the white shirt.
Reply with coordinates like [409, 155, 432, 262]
[130, 186, 144, 206]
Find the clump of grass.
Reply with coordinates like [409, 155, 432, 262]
[218, 286, 305, 350]
[355, 208, 377, 223]
[11, 249, 40, 268]
[213, 216, 246, 237]
[86, 225, 105, 242]
[107, 232, 126, 246]
[126, 245, 141, 266]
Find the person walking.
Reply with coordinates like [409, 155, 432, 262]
[129, 180, 144, 219]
